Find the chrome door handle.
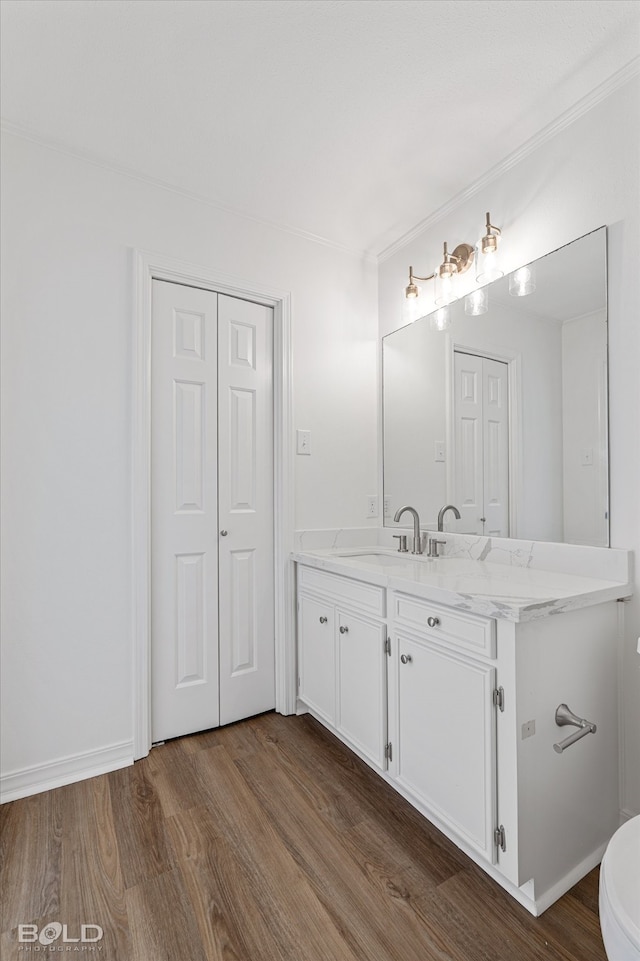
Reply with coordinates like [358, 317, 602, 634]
[339, 625, 349, 634]
[400, 654, 412, 664]
[319, 616, 328, 624]
[427, 616, 440, 627]
[220, 530, 228, 536]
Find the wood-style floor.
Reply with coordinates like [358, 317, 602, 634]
[1, 712, 606, 961]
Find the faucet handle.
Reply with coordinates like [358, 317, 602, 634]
[428, 538, 447, 558]
[392, 534, 408, 553]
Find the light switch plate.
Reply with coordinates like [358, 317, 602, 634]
[296, 429, 311, 455]
[434, 442, 445, 462]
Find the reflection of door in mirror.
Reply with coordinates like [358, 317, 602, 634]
[453, 351, 509, 537]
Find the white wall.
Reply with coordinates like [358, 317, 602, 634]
[0, 133, 378, 789]
[378, 76, 640, 815]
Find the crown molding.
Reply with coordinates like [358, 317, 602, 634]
[0, 119, 376, 263]
[377, 57, 640, 264]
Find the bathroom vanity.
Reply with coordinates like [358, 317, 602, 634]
[293, 535, 633, 916]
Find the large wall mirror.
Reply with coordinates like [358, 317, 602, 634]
[382, 227, 609, 546]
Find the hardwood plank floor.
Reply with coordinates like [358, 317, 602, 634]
[0, 712, 608, 961]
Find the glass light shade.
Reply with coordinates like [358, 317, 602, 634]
[475, 242, 504, 284]
[509, 263, 536, 297]
[430, 305, 451, 331]
[402, 288, 424, 323]
[465, 287, 488, 316]
[434, 272, 458, 307]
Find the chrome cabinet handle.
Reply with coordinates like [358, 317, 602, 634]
[400, 654, 412, 664]
[427, 616, 440, 627]
[319, 616, 328, 624]
[339, 625, 349, 634]
[220, 529, 228, 536]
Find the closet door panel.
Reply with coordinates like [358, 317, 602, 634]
[151, 281, 220, 742]
[217, 294, 275, 725]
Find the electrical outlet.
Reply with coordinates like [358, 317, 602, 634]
[521, 719, 536, 740]
[366, 495, 378, 518]
[296, 429, 311, 455]
[434, 441, 445, 462]
[383, 494, 392, 517]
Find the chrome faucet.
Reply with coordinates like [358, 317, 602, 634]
[437, 504, 461, 532]
[393, 505, 423, 554]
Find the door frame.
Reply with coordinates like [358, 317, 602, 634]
[132, 248, 295, 759]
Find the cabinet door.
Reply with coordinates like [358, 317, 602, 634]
[336, 609, 387, 770]
[394, 630, 497, 862]
[298, 594, 335, 724]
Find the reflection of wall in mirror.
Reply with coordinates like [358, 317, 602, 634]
[383, 320, 447, 529]
[562, 309, 608, 546]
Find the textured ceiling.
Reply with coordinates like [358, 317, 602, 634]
[1, 0, 639, 256]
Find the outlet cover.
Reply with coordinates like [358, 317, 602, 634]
[366, 495, 378, 518]
[383, 495, 392, 516]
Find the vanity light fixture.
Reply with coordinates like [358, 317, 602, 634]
[509, 262, 536, 297]
[403, 212, 502, 319]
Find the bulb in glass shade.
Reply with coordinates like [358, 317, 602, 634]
[475, 242, 504, 284]
[465, 288, 488, 316]
[434, 273, 457, 307]
[509, 264, 536, 297]
[402, 288, 423, 323]
[430, 305, 450, 331]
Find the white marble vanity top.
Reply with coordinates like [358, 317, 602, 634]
[292, 546, 633, 622]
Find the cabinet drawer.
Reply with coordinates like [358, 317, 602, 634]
[298, 565, 386, 617]
[392, 593, 495, 658]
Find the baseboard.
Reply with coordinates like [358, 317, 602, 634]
[0, 740, 134, 803]
[532, 843, 608, 915]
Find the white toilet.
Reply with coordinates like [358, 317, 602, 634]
[599, 815, 640, 961]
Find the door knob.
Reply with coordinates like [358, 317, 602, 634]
[400, 654, 412, 664]
[427, 616, 440, 628]
[319, 616, 328, 624]
[220, 530, 228, 536]
[339, 625, 349, 634]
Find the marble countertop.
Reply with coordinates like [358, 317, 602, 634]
[292, 547, 633, 622]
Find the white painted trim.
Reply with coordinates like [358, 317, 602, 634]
[532, 843, 608, 916]
[132, 249, 295, 760]
[0, 741, 133, 804]
[378, 57, 640, 263]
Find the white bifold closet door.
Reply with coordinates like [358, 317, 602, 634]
[454, 351, 509, 537]
[151, 280, 274, 742]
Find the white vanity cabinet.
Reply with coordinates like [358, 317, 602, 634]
[390, 594, 498, 865]
[294, 554, 626, 916]
[297, 565, 388, 770]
